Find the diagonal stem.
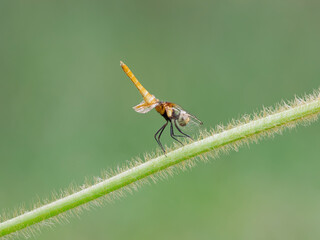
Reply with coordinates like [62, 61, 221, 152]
[0, 93, 319, 238]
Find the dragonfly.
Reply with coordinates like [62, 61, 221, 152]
[120, 61, 203, 153]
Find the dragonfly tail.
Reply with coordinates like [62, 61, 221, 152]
[120, 61, 157, 104]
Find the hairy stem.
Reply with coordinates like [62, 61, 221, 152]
[1, 93, 320, 238]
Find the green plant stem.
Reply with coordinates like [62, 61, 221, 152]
[1, 97, 320, 238]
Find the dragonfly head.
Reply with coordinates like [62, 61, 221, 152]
[177, 111, 190, 126]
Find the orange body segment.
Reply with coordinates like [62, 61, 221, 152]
[120, 61, 157, 104]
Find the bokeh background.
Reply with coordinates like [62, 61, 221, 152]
[1, 1, 320, 239]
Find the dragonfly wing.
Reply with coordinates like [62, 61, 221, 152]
[188, 114, 203, 126]
[133, 100, 159, 113]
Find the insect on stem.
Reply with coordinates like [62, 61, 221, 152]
[120, 61, 202, 154]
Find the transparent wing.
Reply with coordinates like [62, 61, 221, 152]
[133, 100, 159, 114]
[173, 105, 203, 126]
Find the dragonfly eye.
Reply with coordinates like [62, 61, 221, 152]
[178, 112, 190, 126]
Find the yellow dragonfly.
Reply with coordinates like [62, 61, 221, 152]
[120, 61, 203, 153]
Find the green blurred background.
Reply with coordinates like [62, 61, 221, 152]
[1, 0, 320, 239]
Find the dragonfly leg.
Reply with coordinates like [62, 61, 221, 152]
[170, 121, 183, 146]
[154, 121, 168, 153]
[174, 120, 193, 140]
